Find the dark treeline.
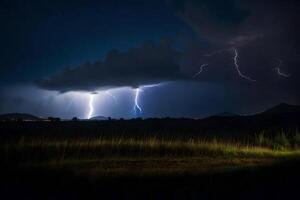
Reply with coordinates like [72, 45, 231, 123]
[0, 113, 299, 140]
[1, 103, 300, 140]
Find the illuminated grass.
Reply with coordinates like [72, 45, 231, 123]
[1, 135, 300, 177]
[2, 136, 300, 163]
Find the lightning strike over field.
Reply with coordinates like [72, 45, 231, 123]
[201, 47, 257, 82]
[133, 83, 164, 115]
[274, 59, 290, 78]
[193, 64, 209, 78]
[87, 94, 94, 119]
[134, 88, 142, 114]
[233, 49, 256, 82]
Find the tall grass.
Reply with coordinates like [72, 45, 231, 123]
[255, 131, 300, 150]
[2, 133, 300, 165]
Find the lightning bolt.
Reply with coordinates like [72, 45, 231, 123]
[274, 59, 290, 78]
[193, 64, 209, 78]
[201, 47, 256, 81]
[134, 88, 142, 114]
[141, 83, 163, 89]
[233, 49, 256, 82]
[87, 94, 94, 119]
[133, 83, 163, 115]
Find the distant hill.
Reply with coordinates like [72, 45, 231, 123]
[213, 112, 239, 117]
[0, 103, 299, 138]
[89, 116, 108, 121]
[0, 103, 300, 138]
[259, 103, 300, 116]
[0, 113, 42, 121]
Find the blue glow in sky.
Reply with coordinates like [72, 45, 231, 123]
[0, 0, 299, 118]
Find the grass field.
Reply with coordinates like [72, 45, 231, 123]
[2, 133, 300, 175]
[2, 132, 300, 199]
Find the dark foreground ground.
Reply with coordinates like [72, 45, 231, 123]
[1, 159, 300, 200]
[1, 109, 300, 200]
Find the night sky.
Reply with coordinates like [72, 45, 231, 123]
[0, 0, 299, 119]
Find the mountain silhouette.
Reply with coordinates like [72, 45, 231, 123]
[89, 116, 108, 120]
[0, 113, 42, 121]
[0, 103, 299, 137]
[260, 103, 300, 116]
[212, 112, 239, 117]
[0, 103, 299, 138]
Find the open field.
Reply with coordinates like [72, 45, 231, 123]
[3, 134, 300, 163]
[1, 118, 300, 199]
[2, 133, 300, 199]
[9, 139, 300, 177]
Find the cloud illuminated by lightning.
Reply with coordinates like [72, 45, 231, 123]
[105, 91, 118, 103]
[233, 49, 256, 82]
[193, 64, 209, 78]
[274, 59, 290, 78]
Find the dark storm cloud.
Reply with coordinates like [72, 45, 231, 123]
[36, 0, 300, 99]
[173, 0, 300, 91]
[36, 39, 186, 92]
[174, 0, 299, 46]
[174, 0, 252, 45]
